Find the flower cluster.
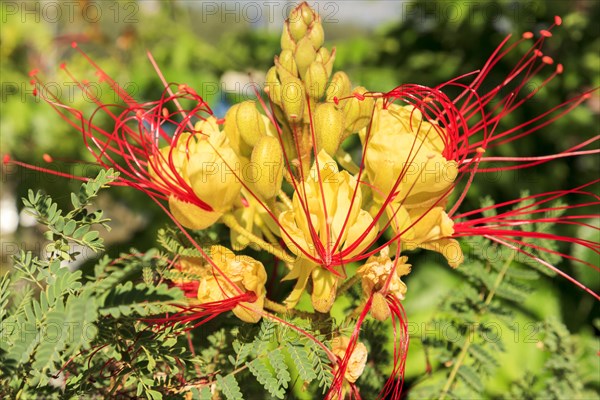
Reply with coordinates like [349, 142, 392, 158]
[8, 2, 599, 399]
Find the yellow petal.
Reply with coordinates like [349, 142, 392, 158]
[419, 238, 464, 268]
[342, 209, 377, 259]
[283, 259, 316, 308]
[168, 196, 222, 230]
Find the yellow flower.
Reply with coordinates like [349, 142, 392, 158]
[357, 247, 411, 321]
[331, 336, 368, 383]
[148, 117, 242, 230]
[279, 150, 377, 312]
[279, 150, 377, 261]
[404, 206, 464, 268]
[176, 246, 267, 323]
[357, 247, 411, 300]
[229, 189, 283, 251]
[362, 102, 458, 209]
[185, 119, 243, 212]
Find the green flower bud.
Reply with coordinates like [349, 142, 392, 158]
[281, 76, 305, 121]
[304, 61, 328, 99]
[265, 66, 282, 106]
[343, 86, 374, 136]
[236, 101, 266, 147]
[278, 50, 298, 77]
[294, 37, 317, 79]
[326, 71, 351, 104]
[314, 103, 344, 156]
[250, 136, 284, 199]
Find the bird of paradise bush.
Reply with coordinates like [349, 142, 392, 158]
[5, 2, 599, 399]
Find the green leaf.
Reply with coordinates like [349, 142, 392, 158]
[285, 342, 317, 383]
[457, 364, 484, 393]
[268, 348, 291, 390]
[247, 358, 284, 399]
[216, 374, 244, 400]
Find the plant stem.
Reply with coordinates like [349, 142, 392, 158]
[222, 213, 294, 263]
[337, 273, 360, 296]
[278, 189, 294, 210]
[264, 298, 289, 314]
[264, 298, 313, 319]
[438, 252, 515, 400]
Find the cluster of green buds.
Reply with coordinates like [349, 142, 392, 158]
[264, 2, 374, 173]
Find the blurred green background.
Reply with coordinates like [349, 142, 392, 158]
[1, 0, 598, 396]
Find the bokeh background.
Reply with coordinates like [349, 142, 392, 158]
[1, 0, 599, 396]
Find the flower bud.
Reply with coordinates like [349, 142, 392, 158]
[281, 24, 295, 51]
[316, 47, 335, 77]
[265, 66, 282, 106]
[224, 104, 252, 157]
[326, 71, 351, 104]
[235, 101, 266, 147]
[343, 86, 374, 136]
[250, 136, 284, 199]
[311, 268, 338, 313]
[294, 37, 317, 79]
[307, 21, 324, 49]
[168, 195, 222, 230]
[300, 2, 315, 25]
[288, 6, 308, 41]
[278, 50, 298, 77]
[280, 76, 306, 121]
[314, 103, 344, 156]
[304, 61, 328, 99]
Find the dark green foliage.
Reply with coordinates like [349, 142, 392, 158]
[505, 317, 599, 400]
[408, 196, 594, 399]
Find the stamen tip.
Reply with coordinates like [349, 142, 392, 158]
[216, 118, 225, 125]
[540, 29, 552, 38]
[556, 64, 564, 74]
[522, 32, 534, 39]
[71, 41, 78, 48]
[554, 16, 562, 26]
[59, 63, 66, 70]
[534, 49, 543, 57]
[542, 56, 554, 65]
[43, 154, 53, 163]
[476, 147, 486, 154]
[28, 69, 39, 77]
[3, 154, 11, 165]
